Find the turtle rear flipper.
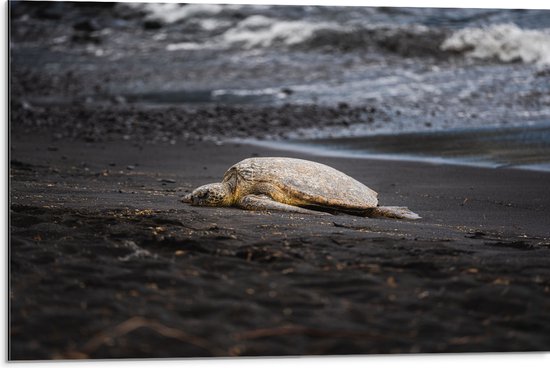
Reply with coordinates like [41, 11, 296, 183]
[369, 206, 421, 220]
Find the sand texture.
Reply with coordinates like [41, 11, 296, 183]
[10, 133, 550, 359]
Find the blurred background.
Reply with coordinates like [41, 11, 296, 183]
[10, 1, 550, 169]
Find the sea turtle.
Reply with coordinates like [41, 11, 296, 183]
[182, 157, 420, 219]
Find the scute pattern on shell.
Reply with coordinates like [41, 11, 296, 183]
[224, 157, 379, 209]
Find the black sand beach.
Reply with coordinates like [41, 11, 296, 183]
[10, 118, 550, 359]
[9, 1, 550, 360]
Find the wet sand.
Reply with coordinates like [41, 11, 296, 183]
[287, 122, 550, 171]
[10, 132, 550, 359]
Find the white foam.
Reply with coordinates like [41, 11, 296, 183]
[212, 87, 280, 97]
[221, 15, 345, 49]
[211, 86, 291, 100]
[166, 42, 208, 51]
[441, 24, 550, 65]
[199, 18, 231, 31]
[162, 14, 346, 51]
[126, 3, 225, 24]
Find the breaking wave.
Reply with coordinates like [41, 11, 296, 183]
[441, 24, 550, 65]
[220, 15, 346, 49]
[127, 3, 227, 24]
[132, 4, 550, 65]
[162, 13, 446, 58]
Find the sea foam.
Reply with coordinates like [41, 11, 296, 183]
[441, 24, 550, 65]
[221, 15, 345, 49]
[127, 3, 226, 24]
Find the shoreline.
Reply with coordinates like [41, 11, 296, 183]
[234, 137, 550, 173]
[234, 120, 550, 173]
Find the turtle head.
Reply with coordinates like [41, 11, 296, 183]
[181, 183, 232, 207]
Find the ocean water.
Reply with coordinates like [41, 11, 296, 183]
[20, 2, 550, 170]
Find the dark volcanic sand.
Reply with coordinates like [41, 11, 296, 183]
[8, 1, 550, 361]
[10, 131, 550, 359]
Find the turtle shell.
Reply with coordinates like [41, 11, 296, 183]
[224, 157, 378, 210]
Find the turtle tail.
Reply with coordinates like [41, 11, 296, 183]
[368, 206, 421, 220]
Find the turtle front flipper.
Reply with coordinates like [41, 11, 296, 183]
[368, 206, 421, 220]
[238, 195, 330, 216]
